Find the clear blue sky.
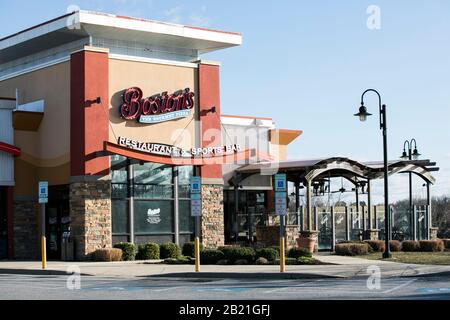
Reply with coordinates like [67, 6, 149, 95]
[1, 0, 449, 203]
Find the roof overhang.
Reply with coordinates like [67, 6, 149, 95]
[0, 10, 242, 65]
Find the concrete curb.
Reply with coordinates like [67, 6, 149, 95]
[143, 272, 345, 280]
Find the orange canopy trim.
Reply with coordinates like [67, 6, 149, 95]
[103, 141, 273, 165]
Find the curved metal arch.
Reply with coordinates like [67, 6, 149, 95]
[305, 160, 369, 183]
[398, 165, 436, 184]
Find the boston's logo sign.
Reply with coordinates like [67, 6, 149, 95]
[120, 87, 195, 124]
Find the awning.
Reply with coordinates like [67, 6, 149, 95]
[0, 141, 21, 156]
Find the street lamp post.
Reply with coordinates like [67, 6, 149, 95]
[401, 139, 421, 241]
[354, 89, 392, 259]
[401, 139, 421, 211]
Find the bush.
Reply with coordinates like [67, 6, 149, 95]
[273, 258, 298, 265]
[113, 242, 136, 261]
[136, 243, 160, 260]
[235, 259, 250, 265]
[164, 256, 193, 265]
[419, 240, 445, 252]
[182, 241, 204, 258]
[256, 248, 279, 261]
[297, 257, 320, 265]
[219, 246, 255, 263]
[335, 243, 369, 256]
[442, 239, 450, 250]
[268, 246, 281, 254]
[91, 248, 122, 262]
[401, 240, 420, 252]
[255, 257, 269, 265]
[389, 240, 401, 252]
[201, 249, 225, 265]
[288, 247, 312, 259]
[160, 243, 181, 259]
[364, 240, 385, 253]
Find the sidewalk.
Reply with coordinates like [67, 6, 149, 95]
[2, 255, 450, 280]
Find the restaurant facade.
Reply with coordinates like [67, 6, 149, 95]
[0, 11, 301, 260]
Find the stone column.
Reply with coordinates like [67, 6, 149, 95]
[69, 177, 111, 260]
[13, 199, 40, 260]
[201, 184, 224, 249]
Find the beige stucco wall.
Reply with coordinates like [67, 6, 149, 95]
[109, 59, 198, 150]
[0, 62, 70, 195]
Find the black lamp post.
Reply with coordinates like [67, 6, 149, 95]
[354, 89, 392, 259]
[400, 139, 421, 215]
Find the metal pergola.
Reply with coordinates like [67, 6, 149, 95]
[231, 157, 439, 242]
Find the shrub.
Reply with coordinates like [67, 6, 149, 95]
[256, 248, 279, 261]
[160, 243, 181, 259]
[364, 240, 385, 253]
[113, 242, 136, 261]
[401, 240, 420, 252]
[419, 240, 445, 252]
[335, 243, 369, 256]
[91, 248, 122, 262]
[136, 243, 160, 260]
[268, 246, 281, 254]
[255, 257, 269, 265]
[201, 249, 225, 265]
[235, 259, 250, 265]
[216, 259, 229, 265]
[182, 241, 204, 258]
[297, 257, 319, 265]
[219, 246, 255, 263]
[288, 247, 312, 259]
[442, 239, 450, 250]
[389, 240, 401, 252]
[164, 256, 193, 265]
[274, 258, 298, 265]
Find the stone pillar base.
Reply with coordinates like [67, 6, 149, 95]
[201, 184, 224, 249]
[70, 177, 112, 261]
[364, 229, 380, 241]
[430, 227, 439, 240]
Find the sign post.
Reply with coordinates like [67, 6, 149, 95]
[275, 174, 287, 273]
[190, 177, 202, 272]
[38, 181, 48, 269]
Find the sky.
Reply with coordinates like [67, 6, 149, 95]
[1, 0, 449, 204]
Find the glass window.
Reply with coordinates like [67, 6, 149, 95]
[179, 200, 194, 233]
[112, 183, 128, 199]
[133, 163, 173, 199]
[134, 200, 174, 234]
[112, 200, 129, 234]
[134, 163, 172, 184]
[178, 166, 194, 199]
[111, 155, 128, 183]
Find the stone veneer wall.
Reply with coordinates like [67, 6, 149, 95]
[201, 184, 224, 248]
[13, 200, 40, 259]
[69, 179, 112, 260]
[256, 225, 299, 250]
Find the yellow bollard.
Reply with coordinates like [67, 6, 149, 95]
[280, 236, 285, 273]
[41, 236, 47, 269]
[195, 237, 200, 272]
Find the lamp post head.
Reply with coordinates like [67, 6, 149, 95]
[354, 104, 372, 122]
[412, 148, 421, 160]
[400, 150, 409, 160]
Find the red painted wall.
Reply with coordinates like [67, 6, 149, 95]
[70, 50, 110, 176]
[6, 187, 13, 259]
[198, 63, 222, 179]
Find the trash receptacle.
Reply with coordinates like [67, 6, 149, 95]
[61, 229, 74, 261]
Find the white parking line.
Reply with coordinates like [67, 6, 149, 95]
[382, 279, 417, 294]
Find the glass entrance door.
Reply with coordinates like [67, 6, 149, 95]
[317, 210, 332, 250]
[46, 202, 70, 260]
[0, 188, 7, 260]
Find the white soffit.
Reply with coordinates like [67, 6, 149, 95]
[0, 10, 242, 54]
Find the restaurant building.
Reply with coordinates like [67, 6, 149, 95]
[0, 11, 301, 260]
